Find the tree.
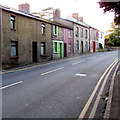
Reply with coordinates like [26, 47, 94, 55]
[105, 22, 120, 46]
[98, 1, 120, 25]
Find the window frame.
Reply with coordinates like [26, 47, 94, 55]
[85, 30, 88, 39]
[53, 25, 57, 35]
[53, 42, 58, 53]
[76, 27, 79, 37]
[10, 41, 18, 57]
[40, 42, 46, 55]
[42, 23, 45, 34]
[81, 28, 83, 37]
[10, 15, 15, 29]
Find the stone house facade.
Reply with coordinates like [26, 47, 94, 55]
[89, 27, 99, 52]
[1, 5, 53, 68]
[65, 17, 90, 55]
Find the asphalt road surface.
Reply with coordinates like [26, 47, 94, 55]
[1, 50, 119, 118]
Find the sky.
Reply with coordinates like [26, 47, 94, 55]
[0, 0, 115, 33]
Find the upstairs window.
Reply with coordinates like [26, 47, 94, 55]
[53, 25, 57, 35]
[68, 31, 71, 38]
[85, 30, 88, 39]
[42, 24, 45, 34]
[76, 27, 79, 37]
[81, 28, 83, 37]
[11, 41, 18, 56]
[10, 15, 15, 29]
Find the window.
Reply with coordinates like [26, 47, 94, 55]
[40, 42, 45, 55]
[85, 30, 88, 39]
[11, 41, 18, 56]
[68, 43, 71, 52]
[81, 28, 83, 37]
[53, 25, 57, 35]
[10, 15, 15, 29]
[76, 27, 79, 36]
[76, 40, 79, 51]
[68, 31, 71, 38]
[101, 34, 103, 38]
[42, 24, 45, 34]
[53, 42, 57, 53]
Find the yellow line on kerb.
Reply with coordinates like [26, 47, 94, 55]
[78, 59, 119, 119]
[0, 57, 73, 74]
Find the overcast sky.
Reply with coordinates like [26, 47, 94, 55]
[0, 0, 115, 33]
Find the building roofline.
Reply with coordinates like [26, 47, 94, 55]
[0, 4, 55, 24]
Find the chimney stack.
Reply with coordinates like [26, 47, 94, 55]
[53, 8, 61, 19]
[72, 13, 78, 19]
[78, 17, 83, 22]
[18, 3, 30, 13]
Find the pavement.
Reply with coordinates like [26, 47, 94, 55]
[104, 60, 120, 120]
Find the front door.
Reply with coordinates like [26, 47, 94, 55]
[32, 42, 37, 62]
[64, 43, 67, 57]
[81, 41, 83, 53]
[60, 43, 63, 58]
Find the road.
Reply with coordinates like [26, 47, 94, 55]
[1, 51, 119, 118]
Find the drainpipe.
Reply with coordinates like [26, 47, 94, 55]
[89, 26, 91, 52]
[0, 6, 2, 120]
[0, 7, 2, 69]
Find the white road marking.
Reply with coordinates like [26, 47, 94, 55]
[0, 81, 23, 90]
[72, 60, 84, 65]
[78, 59, 118, 119]
[41, 67, 64, 76]
[75, 73, 86, 77]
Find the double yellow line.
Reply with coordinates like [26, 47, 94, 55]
[78, 58, 119, 119]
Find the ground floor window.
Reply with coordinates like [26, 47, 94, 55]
[40, 42, 45, 55]
[53, 42, 57, 53]
[68, 43, 71, 52]
[11, 41, 18, 56]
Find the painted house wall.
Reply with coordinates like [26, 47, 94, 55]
[98, 32, 104, 48]
[52, 25, 64, 59]
[63, 28, 74, 57]
[2, 9, 52, 68]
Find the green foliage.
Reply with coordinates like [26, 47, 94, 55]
[105, 30, 120, 46]
[98, 1, 120, 25]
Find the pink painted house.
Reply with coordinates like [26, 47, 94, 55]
[63, 28, 74, 57]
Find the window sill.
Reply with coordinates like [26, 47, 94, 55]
[40, 54, 47, 57]
[42, 33, 46, 35]
[10, 56, 19, 59]
[11, 28, 16, 31]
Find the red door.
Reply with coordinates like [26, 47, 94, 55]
[93, 41, 96, 52]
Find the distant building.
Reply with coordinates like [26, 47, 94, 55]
[98, 31, 104, 48]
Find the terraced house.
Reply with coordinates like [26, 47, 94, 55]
[0, 4, 104, 69]
[51, 22, 64, 59]
[65, 13, 90, 55]
[0, 4, 53, 69]
[53, 17, 74, 57]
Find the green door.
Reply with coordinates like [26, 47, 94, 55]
[60, 43, 63, 58]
